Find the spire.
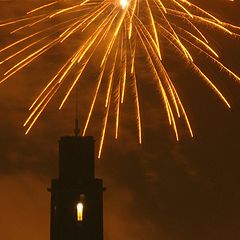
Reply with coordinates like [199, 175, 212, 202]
[74, 86, 80, 136]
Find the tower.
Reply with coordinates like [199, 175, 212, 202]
[49, 136, 104, 240]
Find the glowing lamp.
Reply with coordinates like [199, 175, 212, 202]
[77, 202, 84, 221]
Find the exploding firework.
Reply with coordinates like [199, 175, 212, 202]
[0, 0, 239, 157]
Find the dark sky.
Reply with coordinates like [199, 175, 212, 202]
[0, 1, 240, 240]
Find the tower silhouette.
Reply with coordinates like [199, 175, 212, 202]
[49, 136, 104, 240]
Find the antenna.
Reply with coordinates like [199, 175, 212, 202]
[74, 86, 80, 136]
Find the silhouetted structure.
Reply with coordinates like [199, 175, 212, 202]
[49, 136, 104, 240]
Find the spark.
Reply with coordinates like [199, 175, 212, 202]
[0, 0, 239, 157]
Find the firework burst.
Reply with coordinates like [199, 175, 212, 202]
[0, 0, 239, 157]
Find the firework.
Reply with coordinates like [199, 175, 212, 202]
[0, 0, 239, 157]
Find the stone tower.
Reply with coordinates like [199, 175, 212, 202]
[49, 136, 104, 240]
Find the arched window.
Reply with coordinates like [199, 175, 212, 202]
[77, 202, 84, 221]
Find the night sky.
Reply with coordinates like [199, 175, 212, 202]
[0, 1, 240, 240]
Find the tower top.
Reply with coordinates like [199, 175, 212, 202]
[59, 136, 95, 183]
